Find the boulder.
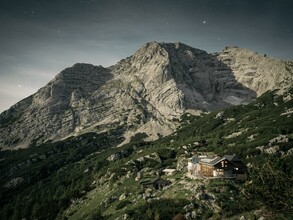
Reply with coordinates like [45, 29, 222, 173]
[119, 193, 127, 201]
[107, 153, 121, 161]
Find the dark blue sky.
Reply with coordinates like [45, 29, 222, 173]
[0, 0, 293, 112]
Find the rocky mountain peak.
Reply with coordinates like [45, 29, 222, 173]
[32, 63, 112, 107]
[0, 42, 292, 150]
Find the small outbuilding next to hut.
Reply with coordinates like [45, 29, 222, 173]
[140, 177, 171, 190]
[162, 168, 176, 176]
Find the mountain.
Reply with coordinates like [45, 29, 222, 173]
[0, 42, 292, 150]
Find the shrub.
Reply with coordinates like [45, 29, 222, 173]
[116, 200, 132, 210]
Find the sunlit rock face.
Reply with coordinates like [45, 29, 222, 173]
[0, 42, 292, 149]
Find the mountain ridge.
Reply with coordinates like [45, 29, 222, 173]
[0, 41, 292, 150]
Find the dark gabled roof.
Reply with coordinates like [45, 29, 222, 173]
[223, 154, 242, 162]
[139, 179, 152, 185]
[150, 177, 162, 184]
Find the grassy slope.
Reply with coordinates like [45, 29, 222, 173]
[1, 89, 293, 219]
[63, 89, 293, 219]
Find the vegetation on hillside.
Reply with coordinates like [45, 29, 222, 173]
[0, 89, 293, 219]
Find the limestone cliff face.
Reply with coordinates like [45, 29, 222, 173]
[217, 46, 293, 96]
[0, 42, 292, 149]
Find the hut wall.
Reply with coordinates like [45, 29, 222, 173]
[198, 164, 214, 177]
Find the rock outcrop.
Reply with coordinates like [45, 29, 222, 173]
[0, 42, 292, 149]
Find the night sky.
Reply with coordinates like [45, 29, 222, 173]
[0, 0, 293, 113]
